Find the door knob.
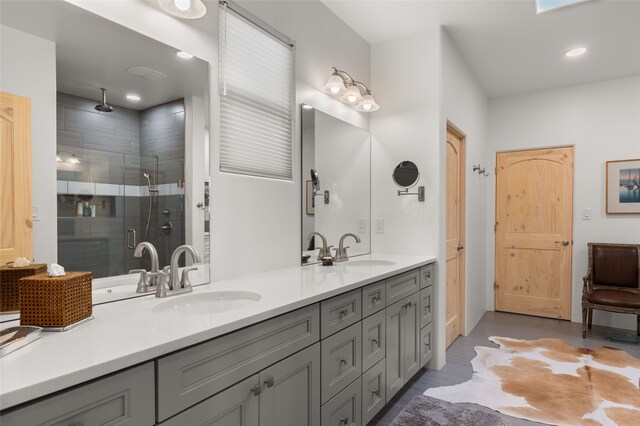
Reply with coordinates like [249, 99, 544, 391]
[457, 244, 464, 251]
[555, 240, 570, 246]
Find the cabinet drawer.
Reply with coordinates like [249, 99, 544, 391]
[321, 377, 361, 426]
[1, 363, 154, 426]
[385, 269, 419, 306]
[321, 323, 362, 404]
[362, 281, 385, 318]
[362, 359, 385, 426]
[361, 310, 385, 372]
[157, 304, 319, 421]
[419, 285, 434, 328]
[161, 374, 259, 426]
[420, 322, 434, 368]
[420, 263, 434, 289]
[321, 289, 362, 339]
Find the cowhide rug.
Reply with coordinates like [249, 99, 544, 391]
[424, 337, 640, 426]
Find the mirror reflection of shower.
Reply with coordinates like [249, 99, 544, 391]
[142, 155, 160, 241]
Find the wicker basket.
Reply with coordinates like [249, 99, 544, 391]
[20, 272, 92, 328]
[0, 263, 47, 312]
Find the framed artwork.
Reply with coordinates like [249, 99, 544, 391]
[606, 158, 640, 214]
[305, 180, 315, 215]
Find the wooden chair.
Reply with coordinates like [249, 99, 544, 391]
[582, 242, 640, 338]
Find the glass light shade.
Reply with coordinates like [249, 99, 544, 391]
[339, 85, 364, 104]
[321, 75, 346, 95]
[158, 0, 206, 19]
[356, 94, 380, 112]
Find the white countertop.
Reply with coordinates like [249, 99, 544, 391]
[0, 253, 434, 411]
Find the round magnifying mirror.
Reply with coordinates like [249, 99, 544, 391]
[392, 161, 420, 188]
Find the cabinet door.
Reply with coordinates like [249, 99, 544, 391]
[0, 363, 154, 426]
[321, 377, 361, 426]
[162, 375, 259, 426]
[362, 359, 385, 426]
[260, 343, 320, 426]
[420, 322, 434, 368]
[385, 300, 404, 402]
[321, 289, 362, 339]
[362, 281, 385, 318]
[419, 263, 434, 289]
[321, 323, 362, 404]
[419, 285, 434, 328]
[385, 269, 419, 306]
[361, 310, 385, 372]
[403, 292, 421, 381]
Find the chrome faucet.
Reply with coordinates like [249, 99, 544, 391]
[335, 233, 361, 262]
[307, 232, 332, 261]
[155, 245, 202, 298]
[129, 242, 159, 293]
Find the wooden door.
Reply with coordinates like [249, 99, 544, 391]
[495, 146, 574, 319]
[0, 92, 32, 264]
[445, 125, 465, 347]
[260, 343, 320, 426]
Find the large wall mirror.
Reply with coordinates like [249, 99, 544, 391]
[301, 106, 371, 264]
[1, 1, 210, 311]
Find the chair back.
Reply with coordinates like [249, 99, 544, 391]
[589, 243, 640, 289]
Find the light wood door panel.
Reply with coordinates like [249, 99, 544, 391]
[445, 125, 465, 347]
[495, 147, 573, 319]
[0, 92, 32, 263]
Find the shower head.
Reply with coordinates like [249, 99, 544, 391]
[143, 173, 152, 186]
[95, 88, 114, 112]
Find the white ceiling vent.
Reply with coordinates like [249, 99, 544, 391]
[126, 66, 168, 81]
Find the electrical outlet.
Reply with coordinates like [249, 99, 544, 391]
[357, 218, 367, 233]
[375, 218, 384, 234]
[582, 208, 592, 220]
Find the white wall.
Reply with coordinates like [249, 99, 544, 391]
[487, 75, 640, 330]
[0, 25, 57, 265]
[441, 30, 490, 334]
[371, 28, 444, 367]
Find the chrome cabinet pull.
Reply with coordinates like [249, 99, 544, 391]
[371, 295, 379, 304]
[340, 417, 349, 425]
[371, 338, 378, 346]
[250, 383, 262, 396]
[371, 389, 380, 397]
[263, 376, 274, 388]
[339, 357, 348, 365]
[339, 309, 349, 318]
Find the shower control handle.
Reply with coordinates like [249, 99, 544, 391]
[127, 229, 136, 249]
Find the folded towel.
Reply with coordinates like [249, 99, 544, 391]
[13, 257, 30, 267]
[47, 263, 66, 277]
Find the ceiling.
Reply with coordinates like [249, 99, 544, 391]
[322, 0, 640, 98]
[1, 0, 209, 111]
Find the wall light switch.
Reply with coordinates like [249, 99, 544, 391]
[375, 218, 384, 234]
[357, 218, 367, 234]
[582, 208, 592, 220]
[32, 205, 40, 222]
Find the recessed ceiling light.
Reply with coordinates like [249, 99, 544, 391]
[176, 51, 194, 59]
[566, 47, 587, 57]
[126, 94, 141, 101]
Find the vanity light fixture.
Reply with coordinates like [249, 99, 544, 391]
[322, 67, 379, 112]
[157, 0, 206, 19]
[565, 47, 587, 57]
[176, 51, 194, 59]
[126, 94, 141, 101]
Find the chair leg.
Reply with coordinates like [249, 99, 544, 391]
[588, 309, 593, 330]
[582, 307, 587, 338]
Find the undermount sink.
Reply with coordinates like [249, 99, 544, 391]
[346, 260, 397, 267]
[152, 291, 262, 315]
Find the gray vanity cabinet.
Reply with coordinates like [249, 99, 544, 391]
[321, 323, 362, 404]
[361, 309, 385, 372]
[361, 359, 385, 425]
[385, 292, 420, 402]
[0, 362, 155, 426]
[321, 377, 362, 426]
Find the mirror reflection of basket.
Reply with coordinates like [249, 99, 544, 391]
[0, 264, 47, 312]
[20, 272, 92, 329]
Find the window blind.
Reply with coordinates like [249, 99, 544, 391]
[219, 2, 294, 180]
